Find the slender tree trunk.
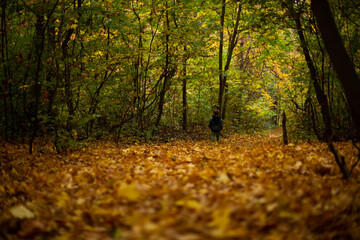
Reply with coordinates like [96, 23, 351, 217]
[222, 83, 229, 120]
[218, 1, 241, 119]
[22, 53, 32, 143]
[155, 1, 170, 128]
[8, 74, 14, 137]
[133, 6, 144, 131]
[182, 45, 187, 130]
[29, 14, 45, 154]
[87, 27, 110, 137]
[328, 141, 350, 179]
[0, 0, 15, 138]
[62, 29, 75, 119]
[218, 0, 225, 113]
[282, 111, 288, 145]
[311, 0, 360, 136]
[309, 99, 321, 140]
[45, 18, 59, 127]
[1, 0, 8, 141]
[292, 6, 333, 141]
[46, 17, 62, 150]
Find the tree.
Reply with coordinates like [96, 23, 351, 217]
[286, 0, 333, 141]
[155, 0, 176, 128]
[218, 0, 242, 120]
[182, 45, 188, 130]
[311, 0, 360, 136]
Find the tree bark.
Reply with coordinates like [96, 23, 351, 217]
[311, 0, 360, 136]
[29, 14, 45, 154]
[218, 1, 241, 119]
[291, 5, 333, 141]
[182, 45, 188, 130]
[218, 0, 225, 113]
[1, 0, 9, 141]
[155, 1, 172, 128]
[282, 111, 288, 145]
[0, 0, 15, 138]
[328, 141, 350, 179]
[62, 28, 75, 118]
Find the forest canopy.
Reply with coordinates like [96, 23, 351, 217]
[1, 0, 360, 151]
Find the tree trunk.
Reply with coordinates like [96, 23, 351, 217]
[155, 1, 171, 128]
[218, 0, 225, 113]
[282, 111, 288, 145]
[1, 0, 8, 141]
[63, 28, 75, 118]
[222, 83, 229, 120]
[328, 141, 350, 179]
[0, 0, 15, 138]
[182, 45, 187, 130]
[218, 1, 241, 119]
[29, 14, 45, 154]
[311, 0, 360, 136]
[291, 6, 333, 141]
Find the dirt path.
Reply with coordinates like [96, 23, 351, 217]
[267, 127, 283, 138]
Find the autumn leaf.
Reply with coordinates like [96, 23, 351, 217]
[209, 207, 232, 237]
[56, 191, 70, 208]
[217, 171, 231, 184]
[175, 199, 203, 211]
[116, 182, 141, 202]
[1, 135, 359, 239]
[10, 205, 35, 219]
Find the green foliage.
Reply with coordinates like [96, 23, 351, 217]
[0, 0, 358, 145]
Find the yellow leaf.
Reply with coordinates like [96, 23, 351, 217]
[91, 205, 121, 216]
[76, 198, 86, 205]
[53, 233, 72, 240]
[279, 210, 299, 219]
[117, 183, 141, 202]
[209, 207, 232, 236]
[217, 172, 231, 184]
[175, 199, 203, 211]
[294, 161, 302, 170]
[57, 191, 70, 208]
[10, 204, 35, 219]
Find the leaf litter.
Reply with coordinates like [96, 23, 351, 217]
[1, 135, 360, 239]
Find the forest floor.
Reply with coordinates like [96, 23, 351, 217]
[1, 132, 360, 240]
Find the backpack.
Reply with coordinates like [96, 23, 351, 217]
[210, 116, 223, 132]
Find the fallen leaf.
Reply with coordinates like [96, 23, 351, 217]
[10, 204, 35, 219]
[217, 172, 231, 184]
[176, 199, 203, 211]
[209, 207, 232, 237]
[117, 182, 141, 201]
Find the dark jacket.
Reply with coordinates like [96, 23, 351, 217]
[209, 116, 223, 132]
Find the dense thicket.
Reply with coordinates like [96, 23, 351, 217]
[1, 0, 359, 152]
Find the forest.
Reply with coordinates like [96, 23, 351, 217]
[1, 0, 360, 239]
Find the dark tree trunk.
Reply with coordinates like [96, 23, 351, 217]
[62, 29, 75, 118]
[155, 1, 171, 128]
[222, 83, 229, 120]
[311, 0, 360, 136]
[218, 0, 225, 114]
[29, 14, 45, 154]
[182, 45, 188, 131]
[328, 141, 350, 179]
[0, 0, 15, 139]
[218, 1, 241, 119]
[28, 0, 59, 153]
[282, 111, 288, 145]
[1, 0, 8, 141]
[291, 6, 333, 141]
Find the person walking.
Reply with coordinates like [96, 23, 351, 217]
[209, 109, 223, 142]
